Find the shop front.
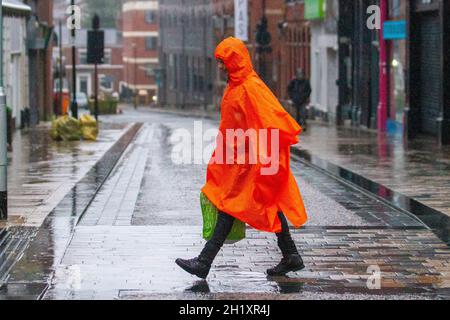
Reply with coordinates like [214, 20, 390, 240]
[407, 0, 450, 145]
[337, 0, 379, 129]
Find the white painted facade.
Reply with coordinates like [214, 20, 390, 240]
[309, 0, 339, 122]
[122, 0, 159, 12]
[2, 14, 29, 129]
[310, 20, 338, 120]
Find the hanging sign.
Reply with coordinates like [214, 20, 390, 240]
[235, 0, 248, 42]
[304, 0, 325, 20]
[383, 20, 407, 40]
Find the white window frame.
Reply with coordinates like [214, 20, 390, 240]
[99, 74, 114, 93]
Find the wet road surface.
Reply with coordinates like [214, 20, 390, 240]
[3, 107, 450, 300]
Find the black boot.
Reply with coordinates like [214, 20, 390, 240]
[175, 257, 211, 279]
[267, 213, 305, 276]
[176, 212, 235, 279]
[175, 241, 221, 279]
[267, 254, 305, 276]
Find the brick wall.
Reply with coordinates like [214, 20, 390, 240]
[121, 0, 159, 101]
[63, 46, 124, 96]
[212, 0, 310, 101]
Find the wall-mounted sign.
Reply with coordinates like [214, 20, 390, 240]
[235, 0, 248, 42]
[383, 20, 407, 40]
[304, 0, 325, 20]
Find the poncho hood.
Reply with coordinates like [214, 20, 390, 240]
[215, 37, 254, 84]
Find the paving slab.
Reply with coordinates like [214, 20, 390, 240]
[41, 226, 450, 300]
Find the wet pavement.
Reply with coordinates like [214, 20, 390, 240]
[0, 122, 142, 291]
[1, 107, 450, 300]
[4, 122, 131, 228]
[292, 123, 450, 243]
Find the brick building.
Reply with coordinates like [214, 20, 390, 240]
[24, 0, 55, 124]
[121, 0, 159, 104]
[157, 0, 310, 110]
[158, 0, 215, 109]
[211, 0, 310, 106]
[1, 0, 55, 128]
[256, 0, 310, 102]
[54, 28, 124, 98]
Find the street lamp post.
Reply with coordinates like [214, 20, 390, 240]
[70, 0, 78, 119]
[0, 0, 8, 220]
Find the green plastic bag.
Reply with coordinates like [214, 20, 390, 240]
[200, 193, 246, 243]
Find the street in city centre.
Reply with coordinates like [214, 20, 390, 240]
[2, 107, 448, 300]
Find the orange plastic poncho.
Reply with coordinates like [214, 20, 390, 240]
[201, 37, 308, 234]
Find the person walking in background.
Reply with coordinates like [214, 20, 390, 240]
[175, 37, 308, 280]
[288, 68, 312, 131]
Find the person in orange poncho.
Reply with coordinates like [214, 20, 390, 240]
[176, 37, 308, 279]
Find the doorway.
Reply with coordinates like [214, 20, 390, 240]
[415, 11, 441, 136]
[77, 73, 92, 97]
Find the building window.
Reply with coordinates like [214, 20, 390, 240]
[80, 50, 111, 64]
[99, 74, 114, 92]
[170, 54, 178, 90]
[187, 58, 191, 91]
[103, 50, 112, 64]
[191, 9, 195, 27]
[11, 18, 22, 54]
[389, 0, 401, 17]
[79, 51, 87, 64]
[146, 10, 156, 24]
[146, 37, 158, 50]
[198, 75, 204, 92]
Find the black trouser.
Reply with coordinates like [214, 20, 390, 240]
[198, 212, 299, 266]
[295, 103, 308, 128]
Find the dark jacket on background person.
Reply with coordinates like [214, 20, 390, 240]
[288, 78, 312, 106]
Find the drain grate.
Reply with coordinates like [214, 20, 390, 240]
[0, 227, 37, 284]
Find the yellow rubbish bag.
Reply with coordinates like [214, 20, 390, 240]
[58, 115, 82, 141]
[50, 118, 61, 141]
[80, 114, 99, 141]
